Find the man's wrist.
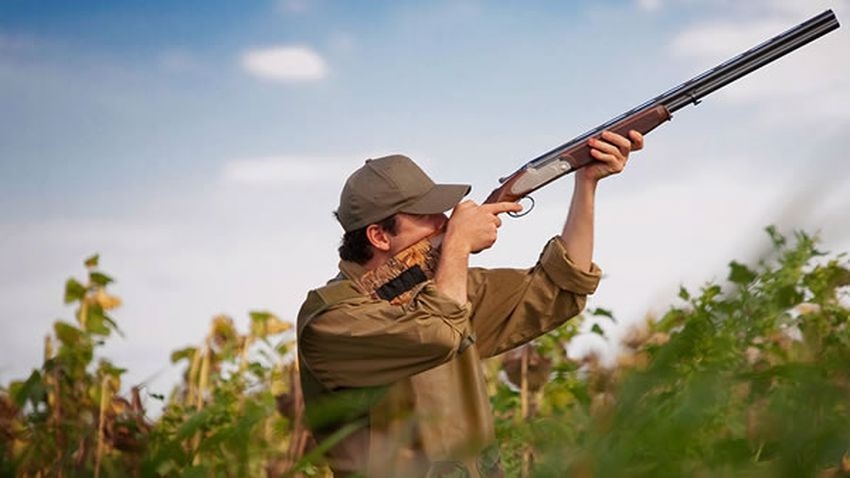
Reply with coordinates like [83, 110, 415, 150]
[434, 233, 471, 306]
[442, 229, 472, 258]
[574, 174, 599, 193]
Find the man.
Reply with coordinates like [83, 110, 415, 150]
[297, 130, 644, 477]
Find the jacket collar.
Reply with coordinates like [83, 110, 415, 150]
[338, 259, 367, 282]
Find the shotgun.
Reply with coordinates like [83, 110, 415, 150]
[358, 10, 841, 304]
[486, 9, 839, 204]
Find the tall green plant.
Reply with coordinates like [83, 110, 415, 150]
[0, 255, 136, 477]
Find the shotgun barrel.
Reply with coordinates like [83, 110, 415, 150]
[486, 10, 840, 204]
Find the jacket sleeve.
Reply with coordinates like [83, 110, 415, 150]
[298, 282, 474, 390]
[468, 236, 602, 358]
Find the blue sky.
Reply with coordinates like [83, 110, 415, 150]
[2, 0, 849, 408]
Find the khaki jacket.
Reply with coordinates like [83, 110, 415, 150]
[297, 237, 601, 477]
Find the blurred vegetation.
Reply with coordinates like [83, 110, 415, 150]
[494, 227, 850, 477]
[0, 254, 313, 477]
[1, 227, 849, 477]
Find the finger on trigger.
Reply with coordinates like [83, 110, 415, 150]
[485, 201, 522, 215]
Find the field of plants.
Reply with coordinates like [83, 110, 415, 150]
[2, 227, 849, 477]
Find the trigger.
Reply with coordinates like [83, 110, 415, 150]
[508, 196, 535, 218]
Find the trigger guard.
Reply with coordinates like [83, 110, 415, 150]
[508, 196, 535, 218]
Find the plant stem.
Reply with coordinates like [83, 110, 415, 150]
[95, 376, 110, 478]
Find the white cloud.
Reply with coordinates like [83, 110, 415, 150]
[670, 20, 791, 59]
[746, 0, 849, 18]
[632, 0, 848, 17]
[668, 14, 850, 122]
[221, 152, 429, 187]
[221, 156, 359, 186]
[637, 0, 662, 12]
[240, 45, 328, 82]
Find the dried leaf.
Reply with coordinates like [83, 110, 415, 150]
[210, 315, 238, 349]
[95, 288, 122, 310]
[250, 311, 291, 338]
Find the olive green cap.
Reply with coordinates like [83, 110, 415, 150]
[336, 154, 470, 232]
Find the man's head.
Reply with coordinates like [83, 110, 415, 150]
[336, 155, 469, 233]
[335, 155, 470, 264]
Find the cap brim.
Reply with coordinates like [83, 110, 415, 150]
[400, 183, 470, 215]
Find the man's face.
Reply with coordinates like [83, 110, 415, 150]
[387, 212, 448, 256]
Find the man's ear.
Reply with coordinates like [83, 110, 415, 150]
[365, 224, 392, 252]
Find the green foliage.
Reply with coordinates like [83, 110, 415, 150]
[1, 255, 128, 476]
[143, 311, 299, 477]
[0, 257, 308, 477]
[492, 227, 850, 477]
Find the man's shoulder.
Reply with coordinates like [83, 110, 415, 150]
[297, 278, 364, 332]
[315, 278, 363, 307]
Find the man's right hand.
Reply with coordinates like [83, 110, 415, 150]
[444, 200, 523, 254]
[435, 200, 522, 305]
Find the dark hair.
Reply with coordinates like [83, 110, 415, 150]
[335, 214, 398, 264]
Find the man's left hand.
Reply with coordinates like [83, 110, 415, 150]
[579, 130, 644, 182]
